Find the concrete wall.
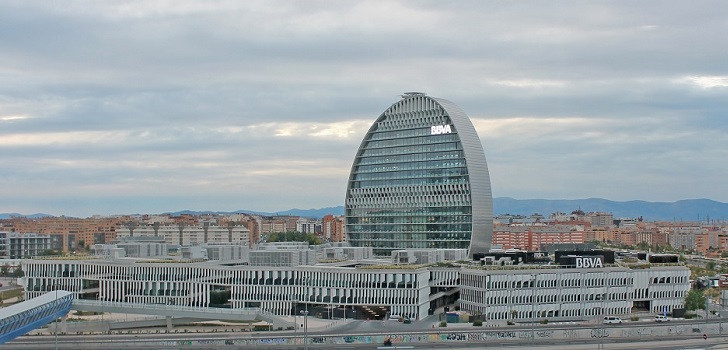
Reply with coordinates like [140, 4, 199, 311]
[135, 322, 728, 348]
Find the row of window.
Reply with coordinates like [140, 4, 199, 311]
[350, 177, 469, 188]
[359, 142, 461, 157]
[368, 124, 452, 141]
[354, 240, 469, 250]
[460, 271, 640, 288]
[350, 232, 471, 241]
[348, 196, 471, 208]
[348, 215, 472, 224]
[364, 133, 460, 150]
[463, 290, 625, 305]
[375, 106, 448, 131]
[348, 224, 472, 233]
[355, 159, 467, 174]
[25, 263, 426, 290]
[347, 206, 472, 217]
[347, 183, 472, 198]
[353, 167, 468, 182]
[355, 150, 463, 166]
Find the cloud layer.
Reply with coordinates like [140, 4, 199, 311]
[2, 1, 727, 217]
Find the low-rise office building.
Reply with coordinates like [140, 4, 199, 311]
[19, 249, 690, 322]
[459, 265, 689, 321]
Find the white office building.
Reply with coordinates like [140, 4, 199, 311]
[20, 253, 689, 322]
[459, 265, 689, 321]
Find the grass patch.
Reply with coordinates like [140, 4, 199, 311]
[0, 288, 24, 303]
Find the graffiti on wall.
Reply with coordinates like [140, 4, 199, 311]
[591, 328, 609, 338]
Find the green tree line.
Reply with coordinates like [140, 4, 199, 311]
[266, 231, 321, 245]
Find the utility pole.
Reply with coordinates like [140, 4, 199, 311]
[54, 288, 58, 350]
[301, 277, 311, 350]
[531, 273, 536, 347]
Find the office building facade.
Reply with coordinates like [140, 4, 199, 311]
[345, 93, 493, 256]
[20, 257, 688, 322]
[0, 232, 51, 259]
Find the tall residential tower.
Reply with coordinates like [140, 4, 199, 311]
[345, 93, 493, 256]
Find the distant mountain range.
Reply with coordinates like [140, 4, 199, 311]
[143, 198, 728, 222]
[2, 199, 726, 222]
[0, 213, 53, 220]
[492, 197, 727, 222]
[162, 207, 344, 219]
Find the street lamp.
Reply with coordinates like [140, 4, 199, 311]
[301, 276, 311, 350]
[597, 274, 608, 350]
[290, 298, 297, 335]
[705, 297, 710, 327]
[300, 310, 309, 350]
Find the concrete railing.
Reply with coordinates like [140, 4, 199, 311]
[71, 300, 291, 327]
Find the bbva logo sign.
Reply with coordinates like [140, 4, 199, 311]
[431, 124, 452, 135]
[576, 257, 604, 268]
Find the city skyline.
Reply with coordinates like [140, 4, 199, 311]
[2, 1, 727, 217]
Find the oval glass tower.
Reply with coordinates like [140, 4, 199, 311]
[345, 93, 493, 257]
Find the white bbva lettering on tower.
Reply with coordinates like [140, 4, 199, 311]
[576, 257, 604, 268]
[431, 124, 452, 135]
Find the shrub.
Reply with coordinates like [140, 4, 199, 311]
[540, 319, 548, 324]
[473, 320, 483, 326]
[507, 320, 515, 325]
[630, 316, 639, 321]
[439, 321, 447, 327]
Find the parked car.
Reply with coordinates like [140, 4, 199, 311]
[603, 316, 622, 324]
[654, 315, 670, 322]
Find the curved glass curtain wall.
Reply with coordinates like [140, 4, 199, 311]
[345, 94, 486, 256]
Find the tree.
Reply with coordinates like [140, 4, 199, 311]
[0, 264, 9, 277]
[267, 231, 322, 245]
[685, 289, 706, 311]
[636, 241, 650, 251]
[11, 267, 24, 278]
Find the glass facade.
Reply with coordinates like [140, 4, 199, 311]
[345, 93, 493, 256]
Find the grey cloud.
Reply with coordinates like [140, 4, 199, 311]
[2, 0, 728, 216]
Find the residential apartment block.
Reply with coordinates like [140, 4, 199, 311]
[0, 232, 51, 259]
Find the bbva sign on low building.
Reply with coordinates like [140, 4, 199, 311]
[559, 255, 605, 268]
[576, 256, 604, 268]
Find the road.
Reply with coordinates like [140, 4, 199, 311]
[8, 317, 728, 350]
[7, 333, 728, 350]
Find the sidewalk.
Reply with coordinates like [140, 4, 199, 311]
[281, 315, 354, 331]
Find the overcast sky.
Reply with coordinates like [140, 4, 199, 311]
[1, 1, 727, 217]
